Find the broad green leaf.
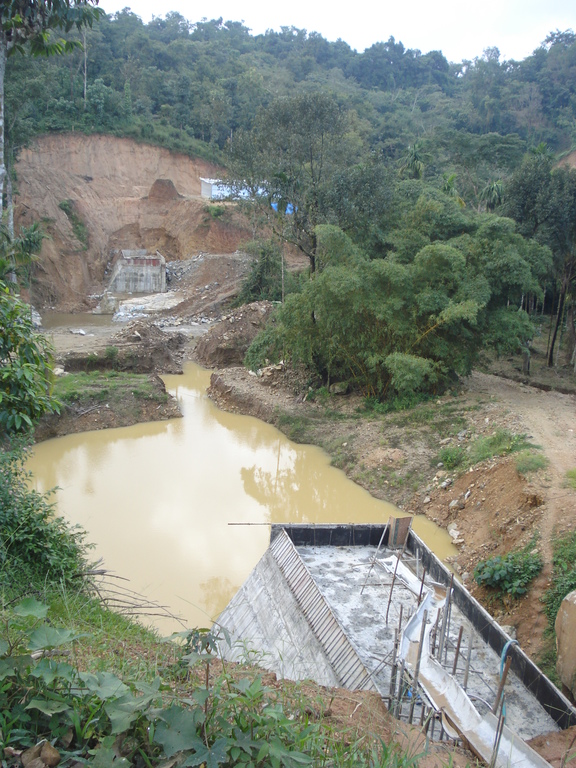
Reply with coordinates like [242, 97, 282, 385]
[26, 698, 70, 715]
[30, 658, 76, 685]
[105, 693, 140, 735]
[0, 639, 9, 655]
[154, 706, 205, 758]
[181, 738, 229, 768]
[28, 626, 82, 650]
[90, 745, 131, 768]
[13, 598, 49, 619]
[105, 689, 157, 734]
[80, 671, 129, 700]
[0, 656, 20, 679]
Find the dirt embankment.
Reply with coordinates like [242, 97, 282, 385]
[15, 134, 253, 310]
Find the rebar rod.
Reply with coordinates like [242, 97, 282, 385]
[451, 625, 464, 676]
[462, 632, 474, 690]
[443, 595, 453, 664]
[388, 628, 399, 705]
[417, 568, 427, 606]
[430, 610, 440, 657]
[385, 533, 410, 623]
[492, 655, 512, 714]
[394, 659, 405, 719]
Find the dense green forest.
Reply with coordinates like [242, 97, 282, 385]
[6, 11, 576, 399]
[7, 13, 576, 176]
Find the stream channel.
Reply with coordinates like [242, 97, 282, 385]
[28, 361, 456, 634]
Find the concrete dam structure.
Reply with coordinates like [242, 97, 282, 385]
[108, 249, 166, 294]
[217, 521, 576, 768]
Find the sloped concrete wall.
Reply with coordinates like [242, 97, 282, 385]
[217, 548, 342, 686]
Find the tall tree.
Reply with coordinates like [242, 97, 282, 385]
[504, 155, 576, 365]
[0, 1, 101, 221]
[229, 92, 353, 273]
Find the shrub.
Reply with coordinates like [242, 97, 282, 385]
[0, 438, 87, 591]
[436, 444, 466, 470]
[474, 547, 542, 596]
[514, 450, 548, 476]
[104, 345, 119, 364]
[543, 531, 576, 628]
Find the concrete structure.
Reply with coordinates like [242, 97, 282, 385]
[200, 178, 234, 200]
[107, 250, 166, 294]
[218, 523, 576, 763]
[200, 178, 261, 201]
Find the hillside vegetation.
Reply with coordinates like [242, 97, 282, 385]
[2, 9, 576, 766]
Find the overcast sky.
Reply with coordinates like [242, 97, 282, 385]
[100, 0, 575, 63]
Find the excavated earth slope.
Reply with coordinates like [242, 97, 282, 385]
[15, 134, 251, 309]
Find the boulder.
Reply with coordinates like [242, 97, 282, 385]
[555, 590, 576, 695]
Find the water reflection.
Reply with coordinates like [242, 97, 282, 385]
[28, 363, 455, 633]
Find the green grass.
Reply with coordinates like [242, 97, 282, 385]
[53, 371, 168, 406]
[468, 429, 533, 463]
[514, 450, 549, 476]
[565, 468, 576, 489]
[433, 429, 545, 475]
[436, 444, 466, 470]
[276, 413, 316, 443]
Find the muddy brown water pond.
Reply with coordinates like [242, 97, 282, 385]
[28, 362, 456, 634]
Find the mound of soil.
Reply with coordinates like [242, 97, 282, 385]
[147, 178, 181, 201]
[62, 322, 187, 375]
[194, 301, 275, 367]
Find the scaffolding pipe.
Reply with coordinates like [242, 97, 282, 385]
[385, 534, 410, 624]
[437, 574, 453, 660]
[408, 608, 428, 724]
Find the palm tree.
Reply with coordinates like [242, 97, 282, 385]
[441, 173, 466, 208]
[399, 141, 429, 180]
[0, 223, 45, 288]
[479, 180, 503, 212]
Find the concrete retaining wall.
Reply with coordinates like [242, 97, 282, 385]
[274, 523, 576, 730]
[108, 249, 166, 293]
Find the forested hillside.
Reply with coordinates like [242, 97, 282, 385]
[6, 13, 576, 186]
[7, 11, 576, 399]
